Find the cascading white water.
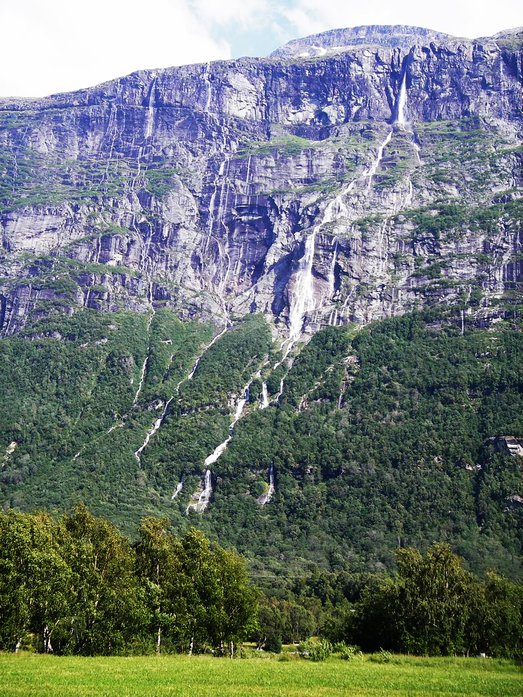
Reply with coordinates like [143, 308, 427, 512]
[204, 156, 230, 262]
[275, 377, 285, 403]
[204, 437, 231, 467]
[328, 239, 338, 299]
[171, 480, 183, 499]
[186, 469, 213, 513]
[132, 312, 154, 406]
[201, 380, 250, 469]
[396, 72, 408, 127]
[258, 465, 275, 505]
[395, 71, 422, 165]
[232, 385, 249, 425]
[288, 228, 317, 341]
[203, 62, 212, 112]
[286, 119, 397, 344]
[134, 327, 228, 463]
[261, 381, 269, 409]
[366, 130, 393, 189]
[144, 78, 157, 140]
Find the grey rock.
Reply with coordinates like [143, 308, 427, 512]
[0, 25, 521, 336]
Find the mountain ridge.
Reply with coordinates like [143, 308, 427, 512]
[0, 24, 521, 338]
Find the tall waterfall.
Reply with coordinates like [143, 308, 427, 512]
[202, 381, 250, 468]
[144, 78, 157, 140]
[132, 323, 153, 405]
[134, 326, 228, 463]
[288, 228, 317, 341]
[395, 71, 408, 127]
[328, 239, 338, 298]
[366, 130, 393, 189]
[171, 480, 183, 499]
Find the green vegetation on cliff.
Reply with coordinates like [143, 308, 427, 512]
[0, 309, 521, 578]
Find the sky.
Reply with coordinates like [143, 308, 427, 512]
[0, 0, 520, 98]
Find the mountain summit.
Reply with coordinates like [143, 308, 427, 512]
[271, 24, 457, 57]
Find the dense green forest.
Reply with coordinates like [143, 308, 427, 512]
[0, 308, 521, 578]
[0, 508, 521, 658]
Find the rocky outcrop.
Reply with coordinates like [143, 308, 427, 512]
[0, 25, 521, 336]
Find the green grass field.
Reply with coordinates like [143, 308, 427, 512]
[0, 654, 520, 697]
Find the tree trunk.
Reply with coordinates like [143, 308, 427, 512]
[156, 626, 161, 654]
[43, 625, 53, 654]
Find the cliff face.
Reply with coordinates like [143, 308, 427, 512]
[0, 25, 521, 337]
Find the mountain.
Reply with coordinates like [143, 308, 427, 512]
[0, 26, 521, 577]
[0, 24, 521, 335]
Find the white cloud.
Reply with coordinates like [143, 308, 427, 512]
[281, 0, 522, 41]
[0, 0, 231, 98]
[1, 0, 521, 98]
[190, 0, 272, 29]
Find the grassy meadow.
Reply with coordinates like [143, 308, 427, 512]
[0, 653, 520, 697]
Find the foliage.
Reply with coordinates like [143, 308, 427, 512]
[297, 637, 333, 661]
[348, 544, 523, 658]
[0, 309, 521, 579]
[333, 642, 363, 660]
[0, 508, 258, 656]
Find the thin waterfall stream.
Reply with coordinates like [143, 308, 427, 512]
[134, 326, 228, 463]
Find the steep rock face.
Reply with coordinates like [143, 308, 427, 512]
[0, 26, 521, 337]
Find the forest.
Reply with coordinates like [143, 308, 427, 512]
[0, 507, 521, 659]
[0, 308, 521, 581]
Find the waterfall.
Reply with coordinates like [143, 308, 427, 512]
[186, 470, 213, 514]
[132, 310, 154, 406]
[135, 410, 168, 461]
[202, 381, 250, 468]
[245, 154, 252, 195]
[203, 62, 212, 112]
[261, 381, 269, 409]
[232, 385, 249, 426]
[204, 156, 230, 255]
[328, 238, 338, 299]
[134, 326, 228, 463]
[366, 130, 393, 189]
[275, 377, 285, 403]
[288, 228, 317, 340]
[286, 120, 395, 342]
[132, 354, 149, 405]
[396, 71, 408, 127]
[257, 465, 275, 505]
[394, 69, 421, 163]
[171, 480, 183, 499]
[144, 78, 157, 140]
[204, 437, 231, 467]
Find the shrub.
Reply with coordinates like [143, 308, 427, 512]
[334, 642, 363, 660]
[264, 634, 282, 654]
[298, 638, 333, 662]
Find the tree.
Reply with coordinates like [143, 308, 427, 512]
[59, 505, 145, 655]
[467, 572, 523, 658]
[134, 517, 182, 653]
[0, 510, 71, 653]
[208, 545, 258, 656]
[354, 544, 475, 655]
